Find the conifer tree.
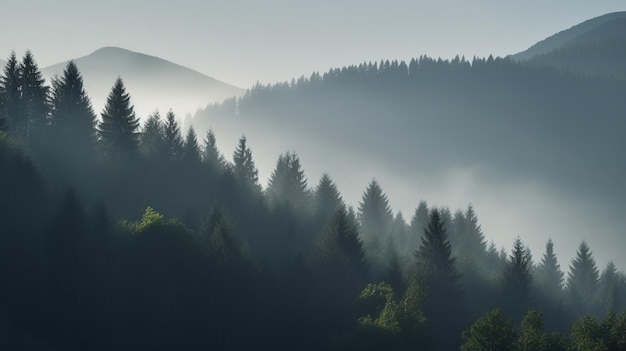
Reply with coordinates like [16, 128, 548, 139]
[318, 208, 367, 278]
[358, 179, 393, 255]
[0, 52, 21, 135]
[417, 208, 465, 349]
[139, 110, 167, 160]
[49, 61, 97, 154]
[19, 51, 49, 148]
[163, 109, 183, 161]
[534, 239, 564, 300]
[97, 78, 140, 158]
[312, 173, 345, 225]
[409, 201, 429, 251]
[182, 126, 201, 166]
[597, 261, 625, 314]
[566, 241, 599, 317]
[202, 128, 227, 172]
[501, 237, 533, 321]
[266, 152, 309, 210]
[232, 135, 261, 193]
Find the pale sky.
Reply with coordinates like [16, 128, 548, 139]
[1, 1, 624, 88]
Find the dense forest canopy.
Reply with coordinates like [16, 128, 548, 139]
[1, 48, 626, 350]
[192, 54, 626, 272]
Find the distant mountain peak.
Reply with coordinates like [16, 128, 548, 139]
[41, 47, 245, 119]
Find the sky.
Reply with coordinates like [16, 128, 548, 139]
[1, 1, 624, 88]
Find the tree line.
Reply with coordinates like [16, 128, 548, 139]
[1, 51, 625, 350]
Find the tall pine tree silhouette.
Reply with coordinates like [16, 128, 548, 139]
[98, 78, 140, 158]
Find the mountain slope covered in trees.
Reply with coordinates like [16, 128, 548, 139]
[512, 11, 626, 77]
[2, 12, 626, 350]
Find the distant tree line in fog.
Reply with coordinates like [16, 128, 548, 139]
[1, 51, 625, 350]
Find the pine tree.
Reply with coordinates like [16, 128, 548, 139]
[182, 126, 201, 166]
[163, 109, 183, 161]
[318, 208, 367, 277]
[202, 128, 227, 172]
[97, 78, 140, 158]
[19, 51, 49, 149]
[416, 208, 465, 349]
[266, 152, 309, 210]
[597, 261, 625, 314]
[232, 135, 261, 193]
[409, 201, 429, 253]
[0, 52, 21, 134]
[534, 239, 564, 300]
[312, 173, 345, 225]
[358, 179, 393, 256]
[566, 241, 599, 317]
[49, 61, 97, 154]
[139, 110, 167, 160]
[501, 237, 533, 322]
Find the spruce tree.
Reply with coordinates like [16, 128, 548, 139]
[501, 237, 533, 322]
[409, 201, 429, 253]
[49, 61, 97, 154]
[97, 78, 140, 158]
[266, 152, 309, 210]
[19, 51, 49, 149]
[182, 126, 201, 166]
[201, 128, 228, 173]
[358, 179, 393, 256]
[534, 239, 564, 300]
[313, 173, 345, 224]
[416, 208, 465, 350]
[566, 241, 599, 317]
[232, 135, 261, 193]
[163, 109, 183, 161]
[139, 110, 167, 160]
[0, 52, 21, 134]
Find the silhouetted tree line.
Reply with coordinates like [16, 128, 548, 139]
[1, 51, 626, 350]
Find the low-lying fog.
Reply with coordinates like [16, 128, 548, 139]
[200, 118, 626, 273]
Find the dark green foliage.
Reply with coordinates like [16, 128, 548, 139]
[567, 241, 600, 317]
[266, 151, 309, 210]
[349, 282, 428, 350]
[358, 179, 393, 260]
[417, 208, 466, 349]
[312, 173, 345, 225]
[97, 78, 140, 158]
[139, 110, 167, 160]
[318, 208, 367, 275]
[163, 109, 184, 161]
[461, 308, 516, 351]
[0, 53, 21, 137]
[502, 237, 533, 322]
[182, 126, 201, 166]
[201, 128, 228, 172]
[18, 51, 49, 149]
[535, 239, 564, 299]
[597, 262, 626, 314]
[49, 61, 97, 155]
[232, 135, 261, 193]
[515, 309, 549, 351]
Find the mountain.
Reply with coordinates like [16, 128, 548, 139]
[42, 47, 245, 122]
[511, 12, 626, 77]
[192, 55, 626, 271]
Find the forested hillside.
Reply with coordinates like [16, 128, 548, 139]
[2, 51, 626, 350]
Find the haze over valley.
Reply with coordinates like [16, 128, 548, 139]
[2, 4, 626, 350]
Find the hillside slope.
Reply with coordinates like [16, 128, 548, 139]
[42, 47, 245, 120]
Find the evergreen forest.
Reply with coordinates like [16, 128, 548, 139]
[1, 51, 626, 351]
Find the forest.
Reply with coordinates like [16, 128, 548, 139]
[1, 51, 626, 350]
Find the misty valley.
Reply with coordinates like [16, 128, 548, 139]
[2, 11, 626, 351]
